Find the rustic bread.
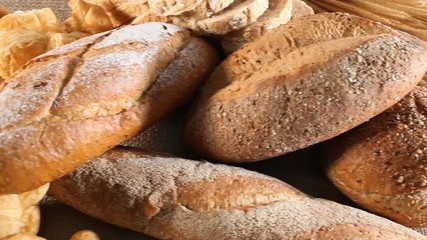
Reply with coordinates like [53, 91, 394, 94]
[0, 22, 218, 194]
[221, 0, 295, 53]
[185, 12, 427, 163]
[325, 85, 427, 227]
[48, 147, 425, 239]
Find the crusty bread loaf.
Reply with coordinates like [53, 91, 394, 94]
[0, 22, 218, 194]
[48, 147, 425, 239]
[325, 85, 427, 227]
[185, 12, 427, 163]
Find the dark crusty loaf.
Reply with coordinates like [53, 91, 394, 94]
[325, 85, 427, 227]
[48, 147, 426, 239]
[0, 22, 218, 194]
[185, 12, 427, 163]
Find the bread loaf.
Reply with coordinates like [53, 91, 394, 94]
[185, 12, 427, 163]
[0, 22, 218, 194]
[48, 147, 426, 239]
[75, 0, 272, 35]
[325, 85, 427, 227]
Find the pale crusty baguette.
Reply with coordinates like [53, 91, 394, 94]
[325, 85, 427, 227]
[0, 22, 218, 195]
[185, 13, 427, 163]
[48, 147, 425, 239]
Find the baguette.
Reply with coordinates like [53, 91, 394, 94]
[185, 12, 427, 162]
[0, 22, 218, 194]
[49, 147, 426, 239]
[325, 85, 427, 227]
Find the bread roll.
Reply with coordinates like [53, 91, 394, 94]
[49, 147, 425, 239]
[185, 12, 427, 163]
[69, 230, 99, 240]
[0, 22, 218, 194]
[325, 85, 427, 227]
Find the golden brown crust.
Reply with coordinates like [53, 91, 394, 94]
[326, 86, 427, 227]
[69, 230, 99, 240]
[49, 147, 424, 239]
[0, 23, 218, 194]
[185, 13, 427, 163]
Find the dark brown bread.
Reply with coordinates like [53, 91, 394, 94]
[185, 13, 427, 163]
[0, 22, 218, 194]
[325, 85, 427, 227]
[49, 147, 426, 239]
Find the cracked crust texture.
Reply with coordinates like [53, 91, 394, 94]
[48, 147, 425, 239]
[325, 86, 427, 227]
[0, 22, 219, 194]
[185, 13, 427, 163]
